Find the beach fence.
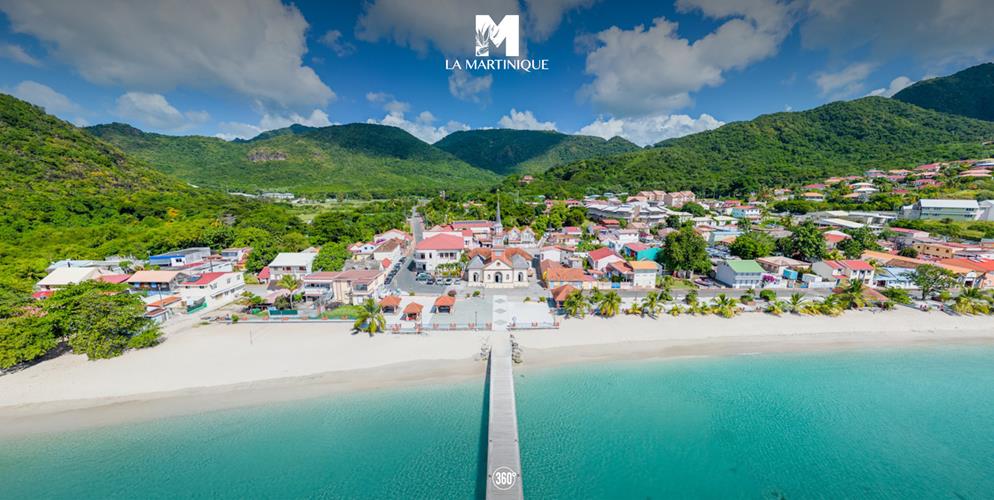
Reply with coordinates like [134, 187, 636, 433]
[215, 315, 560, 332]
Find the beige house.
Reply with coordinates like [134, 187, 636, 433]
[302, 270, 385, 305]
[36, 267, 110, 291]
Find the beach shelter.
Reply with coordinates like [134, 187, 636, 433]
[379, 295, 401, 314]
[434, 295, 455, 313]
[402, 302, 423, 321]
[550, 284, 577, 309]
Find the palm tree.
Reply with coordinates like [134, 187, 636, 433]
[598, 291, 622, 318]
[788, 293, 804, 313]
[798, 301, 822, 315]
[818, 295, 843, 316]
[953, 287, 989, 315]
[640, 291, 662, 318]
[236, 291, 264, 309]
[684, 291, 700, 313]
[668, 304, 684, 316]
[563, 290, 590, 319]
[765, 300, 787, 316]
[277, 274, 302, 309]
[836, 280, 867, 310]
[353, 298, 386, 337]
[712, 293, 739, 318]
[623, 302, 641, 315]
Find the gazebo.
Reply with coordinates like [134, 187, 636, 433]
[379, 295, 401, 314]
[550, 284, 577, 309]
[402, 302, 423, 321]
[434, 295, 455, 313]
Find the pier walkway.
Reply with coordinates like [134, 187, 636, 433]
[485, 331, 524, 499]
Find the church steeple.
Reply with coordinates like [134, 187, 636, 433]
[493, 191, 504, 247]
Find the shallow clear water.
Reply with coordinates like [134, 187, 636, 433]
[4, 347, 994, 499]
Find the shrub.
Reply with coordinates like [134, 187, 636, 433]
[759, 289, 777, 302]
[127, 329, 161, 350]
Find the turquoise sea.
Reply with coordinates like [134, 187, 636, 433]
[4, 347, 994, 499]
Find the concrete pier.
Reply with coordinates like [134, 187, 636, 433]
[485, 332, 524, 499]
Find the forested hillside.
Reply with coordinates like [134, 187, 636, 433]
[434, 129, 639, 175]
[893, 62, 994, 122]
[88, 122, 499, 197]
[521, 97, 994, 197]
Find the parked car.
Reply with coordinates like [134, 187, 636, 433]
[443, 278, 453, 285]
[415, 273, 430, 282]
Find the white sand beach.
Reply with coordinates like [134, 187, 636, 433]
[2, 308, 994, 435]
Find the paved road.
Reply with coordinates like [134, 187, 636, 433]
[409, 207, 424, 244]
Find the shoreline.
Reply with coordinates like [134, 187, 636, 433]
[3, 309, 994, 437]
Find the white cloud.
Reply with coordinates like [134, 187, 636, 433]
[357, 0, 521, 56]
[114, 92, 209, 131]
[365, 91, 468, 143]
[0, 43, 41, 66]
[216, 109, 333, 141]
[578, 0, 794, 117]
[867, 75, 915, 98]
[813, 62, 875, 98]
[801, 0, 994, 68]
[357, 0, 593, 55]
[9, 80, 79, 114]
[578, 113, 723, 147]
[448, 69, 492, 103]
[0, 0, 334, 109]
[318, 29, 356, 57]
[498, 109, 557, 131]
[523, 0, 598, 42]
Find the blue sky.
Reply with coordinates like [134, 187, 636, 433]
[1, 0, 992, 146]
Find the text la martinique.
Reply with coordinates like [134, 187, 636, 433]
[445, 58, 549, 72]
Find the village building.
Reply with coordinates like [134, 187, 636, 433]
[178, 271, 245, 308]
[414, 234, 465, 272]
[545, 267, 596, 289]
[268, 251, 319, 280]
[901, 199, 980, 221]
[587, 247, 625, 271]
[127, 270, 190, 293]
[663, 191, 696, 208]
[464, 248, 532, 288]
[715, 259, 765, 289]
[811, 260, 875, 285]
[148, 247, 211, 268]
[302, 270, 385, 305]
[35, 267, 111, 295]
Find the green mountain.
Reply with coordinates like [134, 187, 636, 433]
[0, 93, 309, 297]
[433, 129, 640, 175]
[0, 96, 221, 235]
[893, 62, 994, 121]
[87, 122, 500, 197]
[525, 97, 994, 197]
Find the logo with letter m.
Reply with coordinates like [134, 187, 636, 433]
[475, 15, 519, 57]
